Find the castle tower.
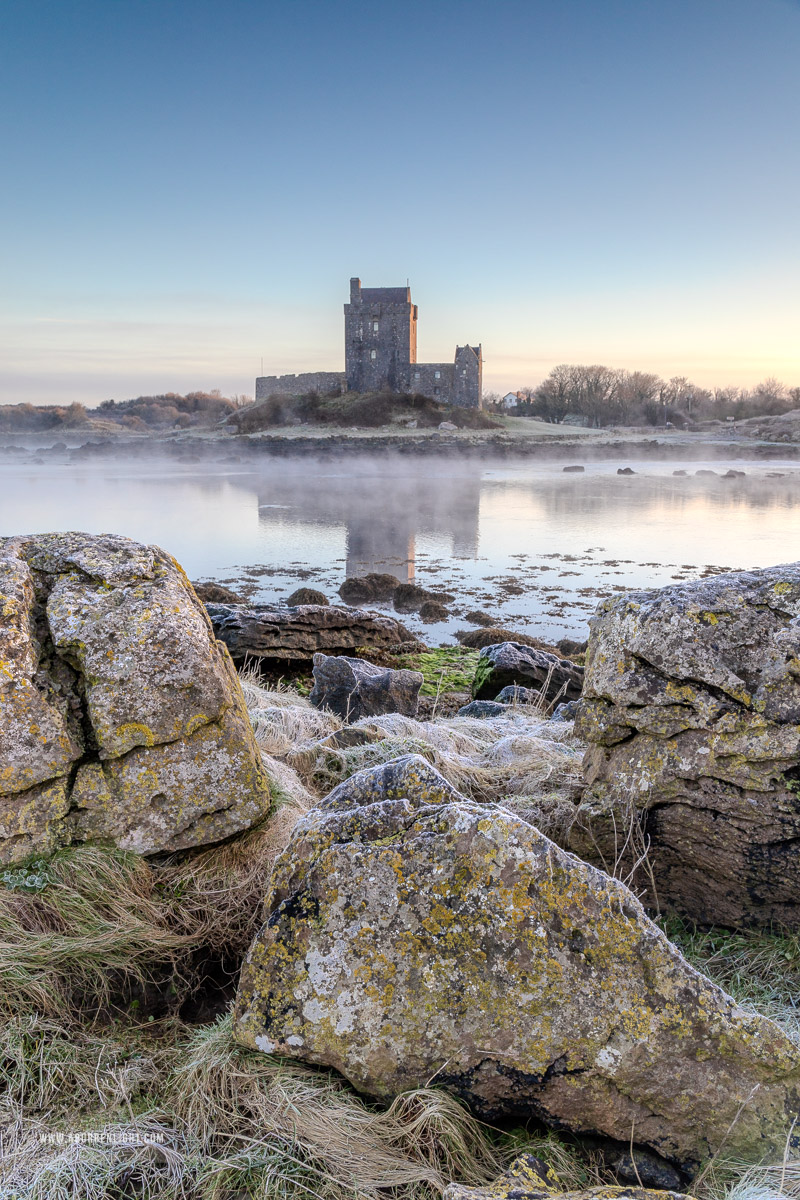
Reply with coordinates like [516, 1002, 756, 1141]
[344, 277, 418, 393]
[453, 344, 483, 409]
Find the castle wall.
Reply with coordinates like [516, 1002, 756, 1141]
[409, 363, 455, 402]
[255, 372, 345, 401]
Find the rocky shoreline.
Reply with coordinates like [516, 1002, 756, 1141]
[4, 530, 800, 1198]
[4, 428, 800, 463]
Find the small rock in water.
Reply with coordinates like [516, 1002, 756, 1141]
[339, 573, 400, 605]
[393, 582, 454, 612]
[309, 652, 423, 722]
[672, 469, 688, 476]
[562, 464, 585, 473]
[617, 467, 636, 475]
[723, 469, 746, 478]
[457, 699, 508, 718]
[464, 610, 498, 627]
[286, 586, 329, 606]
[418, 599, 449, 622]
[695, 468, 717, 476]
[193, 581, 245, 604]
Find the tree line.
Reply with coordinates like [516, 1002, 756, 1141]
[487, 367, 800, 428]
[0, 391, 253, 434]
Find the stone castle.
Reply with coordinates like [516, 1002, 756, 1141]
[255, 278, 483, 408]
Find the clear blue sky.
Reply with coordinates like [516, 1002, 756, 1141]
[2, 0, 798, 404]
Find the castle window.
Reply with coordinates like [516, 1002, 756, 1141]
[434, 370, 441, 379]
[434, 387, 440, 396]
[370, 350, 377, 360]
[414, 372, 420, 380]
[373, 321, 379, 333]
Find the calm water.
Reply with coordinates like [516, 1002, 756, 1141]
[3, 452, 800, 643]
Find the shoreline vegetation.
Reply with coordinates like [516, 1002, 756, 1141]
[4, 379, 800, 451]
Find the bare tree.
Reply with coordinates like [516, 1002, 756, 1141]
[574, 365, 622, 428]
[532, 364, 577, 424]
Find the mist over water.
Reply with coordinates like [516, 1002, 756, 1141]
[3, 451, 800, 642]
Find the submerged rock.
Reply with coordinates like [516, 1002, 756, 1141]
[234, 755, 800, 1170]
[393, 582, 454, 613]
[286, 586, 329, 606]
[573, 563, 800, 928]
[418, 599, 450, 622]
[0, 532, 270, 864]
[338, 573, 400, 605]
[192, 581, 246, 604]
[206, 601, 420, 663]
[309, 653, 423, 722]
[473, 642, 583, 704]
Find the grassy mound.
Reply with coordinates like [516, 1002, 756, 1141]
[230, 390, 501, 432]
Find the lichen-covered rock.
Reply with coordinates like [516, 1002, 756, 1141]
[473, 642, 583, 704]
[206, 601, 420, 663]
[572, 564, 800, 928]
[233, 755, 800, 1171]
[443, 1154, 689, 1200]
[309, 653, 423, 722]
[0, 532, 270, 864]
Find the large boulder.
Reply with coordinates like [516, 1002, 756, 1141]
[0, 533, 270, 864]
[472, 642, 583, 704]
[309, 653, 423, 721]
[206, 602, 420, 663]
[234, 755, 800, 1172]
[572, 564, 800, 929]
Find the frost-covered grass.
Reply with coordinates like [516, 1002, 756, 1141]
[2, 671, 799, 1199]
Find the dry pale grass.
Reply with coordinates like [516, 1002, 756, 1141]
[294, 709, 584, 814]
[0, 846, 194, 1020]
[0, 1014, 507, 1200]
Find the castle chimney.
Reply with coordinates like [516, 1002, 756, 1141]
[350, 277, 362, 303]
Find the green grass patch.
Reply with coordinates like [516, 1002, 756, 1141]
[659, 914, 800, 1043]
[392, 646, 480, 697]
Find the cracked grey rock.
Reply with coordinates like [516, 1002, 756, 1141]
[0, 532, 270, 864]
[572, 564, 800, 928]
[309, 653, 423, 722]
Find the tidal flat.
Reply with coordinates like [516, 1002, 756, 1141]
[2, 448, 800, 643]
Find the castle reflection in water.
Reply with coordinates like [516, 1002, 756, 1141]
[254, 466, 482, 583]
